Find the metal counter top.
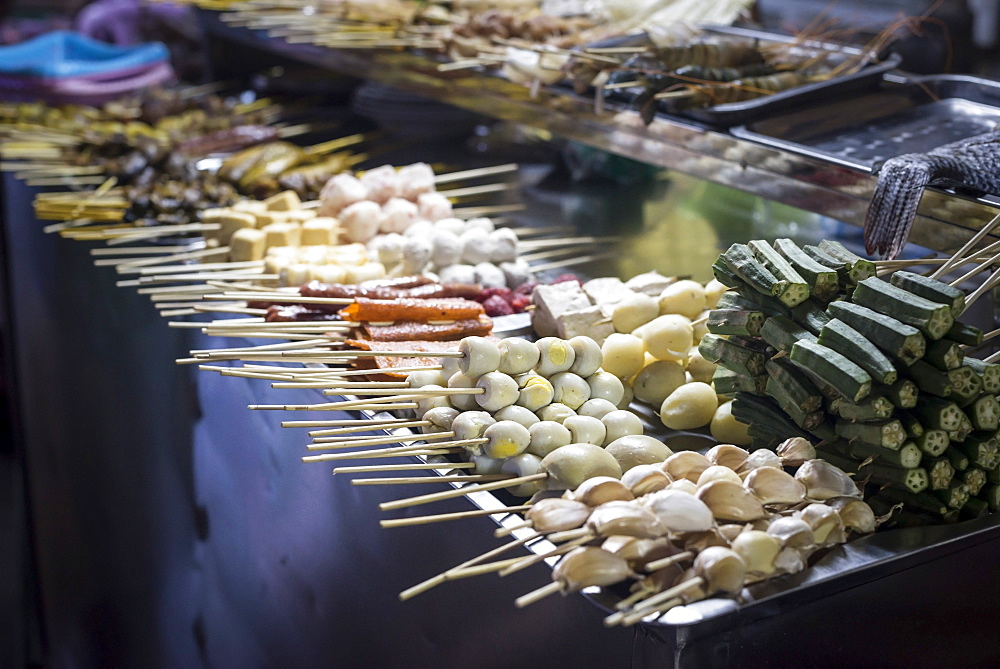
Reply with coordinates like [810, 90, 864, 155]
[199, 9, 1000, 254]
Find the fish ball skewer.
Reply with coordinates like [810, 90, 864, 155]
[563, 415, 607, 446]
[501, 454, 545, 497]
[568, 336, 603, 376]
[458, 337, 502, 377]
[527, 421, 573, 458]
[481, 420, 531, 459]
[447, 372, 480, 411]
[516, 373, 555, 411]
[577, 398, 618, 420]
[420, 406, 460, 434]
[493, 405, 540, 428]
[498, 337, 540, 375]
[587, 371, 625, 406]
[537, 403, 577, 423]
[319, 173, 367, 216]
[535, 337, 576, 376]
[549, 372, 591, 409]
[475, 371, 519, 411]
[340, 200, 385, 244]
[451, 411, 496, 445]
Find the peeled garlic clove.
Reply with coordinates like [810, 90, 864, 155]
[587, 501, 667, 539]
[730, 530, 781, 576]
[797, 503, 846, 545]
[572, 475, 634, 506]
[683, 528, 730, 553]
[829, 497, 877, 534]
[705, 444, 750, 471]
[693, 546, 746, 595]
[776, 437, 816, 467]
[525, 497, 591, 533]
[614, 537, 675, 565]
[639, 489, 715, 533]
[765, 516, 815, 548]
[773, 546, 806, 575]
[620, 464, 671, 497]
[697, 480, 767, 522]
[739, 448, 783, 472]
[743, 466, 807, 505]
[676, 567, 709, 603]
[553, 546, 633, 591]
[696, 464, 743, 488]
[795, 459, 862, 501]
[718, 524, 744, 543]
[666, 479, 697, 495]
[662, 451, 712, 483]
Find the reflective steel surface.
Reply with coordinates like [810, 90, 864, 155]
[200, 10, 1000, 254]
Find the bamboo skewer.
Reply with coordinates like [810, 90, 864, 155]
[308, 431, 457, 450]
[334, 462, 476, 474]
[380, 504, 531, 529]
[398, 528, 543, 601]
[530, 253, 615, 272]
[379, 473, 547, 511]
[930, 211, 1000, 280]
[112, 246, 231, 272]
[303, 444, 459, 462]
[642, 551, 695, 573]
[500, 535, 595, 578]
[351, 474, 513, 486]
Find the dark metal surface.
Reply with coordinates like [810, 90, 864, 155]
[2, 174, 638, 667]
[732, 74, 1000, 171]
[196, 9, 1000, 256]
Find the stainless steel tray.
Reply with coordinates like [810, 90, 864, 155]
[662, 26, 902, 127]
[592, 24, 900, 128]
[731, 74, 1000, 171]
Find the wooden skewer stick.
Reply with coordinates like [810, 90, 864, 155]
[381, 504, 531, 528]
[495, 519, 533, 538]
[285, 417, 417, 428]
[311, 420, 429, 437]
[500, 534, 594, 578]
[90, 245, 195, 256]
[379, 473, 547, 511]
[434, 163, 518, 184]
[302, 445, 460, 462]
[351, 474, 512, 486]
[949, 247, 1000, 287]
[308, 431, 457, 450]
[321, 386, 482, 397]
[112, 246, 230, 272]
[398, 530, 542, 601]
[334, 462, 476, 474]
[604, 577, 705, 627]
[519, 236, 622, 248]
[437, 558, 526, 580]
[530, 252, 615, 272]
[983, 349, 1000, 364]
[642, 551, 695, 573]
[137, 260, 264, 276]
[250, 393, 426, 410]
[965, 266, 1000, 309]
[190, 338, 332, 356]
[930, 211, 1000, 280]
[437, 182, 517, 199]
[514, 581, 563, 609]
[619, 597, 686, 627]
[452, 203, 525, 219]
[276, 379, 408, 389]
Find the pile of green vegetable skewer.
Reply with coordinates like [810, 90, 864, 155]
[704, 238, 1000, 526]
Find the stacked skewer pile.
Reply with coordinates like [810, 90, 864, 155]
[706, 227, 1000, 524]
